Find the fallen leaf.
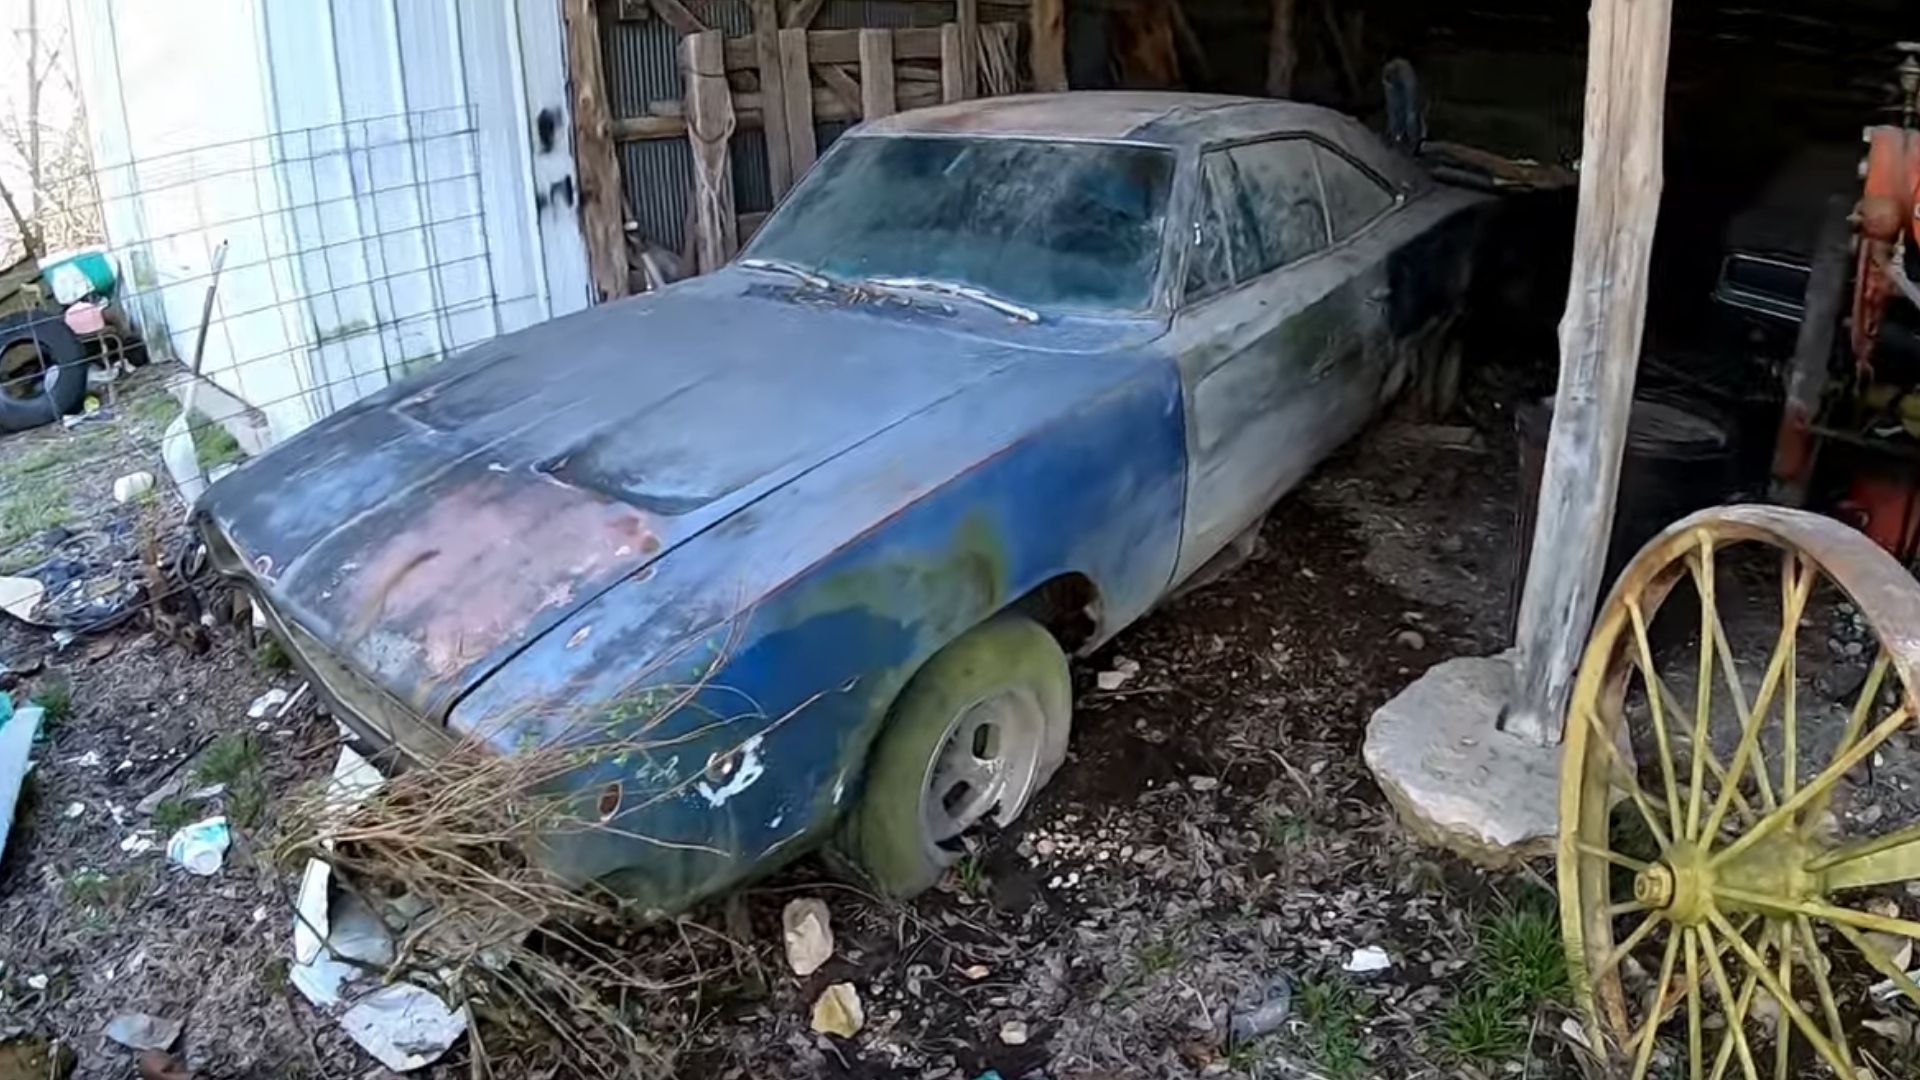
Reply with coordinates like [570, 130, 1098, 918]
[811, 983, 863, 1038]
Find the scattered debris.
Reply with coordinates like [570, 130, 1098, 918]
[811, 982, 865, 1038]
[1228, 973, 1293, 1043]
[164, 816, 229, 875]
[110, 471, 156, 504]
[960, 964, 991, 980]
[62, 800, 85, 819]
[1344, 945, 1392, 973]
[103, 1013, 182, 1053]
[119, 830, 157, 856]
[1395, 628, 1427, 650]
[25, 973, 48, 991]
[0, 576, 45, 623]
[998, 1019, 1030, 1046]
[0, 702, 43, 865]
[782, 898, 834, 977]
[245, 688, 288, 719]
[1095, 657, 1140, 692]
[337, 984, 468, 1072]
[1188, 775, 1220, 792]
[134, 1050, 189, 1080]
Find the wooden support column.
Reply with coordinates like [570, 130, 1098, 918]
[1505, 0, 1675, 745]
[778, 28, 817, 179]
[940, 24, 966, 103]
[681, 30, 738, 275]
[561, 0, 629, 301]
[751, 0, 794, 199]
[958, 0, 979, 98]
[859, 29, 896, 119]
[1030, 0, 1066, 92]
[1265, 0, 1296, 98]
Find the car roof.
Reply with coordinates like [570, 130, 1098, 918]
[855, 92, 1422, 188]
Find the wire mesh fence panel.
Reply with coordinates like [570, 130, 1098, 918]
[0, 107, 539, 585]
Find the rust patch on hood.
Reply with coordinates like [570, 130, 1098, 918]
[333, 473, 661, 692]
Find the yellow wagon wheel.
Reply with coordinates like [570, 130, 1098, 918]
[1560, 505, 1920, 1080]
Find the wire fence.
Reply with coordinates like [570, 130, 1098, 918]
[0, 107, 539, 582]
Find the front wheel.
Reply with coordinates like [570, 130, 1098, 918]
[845, 614, 1071, 898]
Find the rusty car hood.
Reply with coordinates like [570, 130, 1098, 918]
[195, 273, 1135, 721]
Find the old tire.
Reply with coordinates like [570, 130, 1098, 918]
[847, 614, 1071, 899]
[0, 314, 88, 433]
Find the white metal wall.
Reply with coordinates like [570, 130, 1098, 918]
[69, 0, 592, 442]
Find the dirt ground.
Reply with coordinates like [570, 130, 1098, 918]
[0, 371, 1583, 1080]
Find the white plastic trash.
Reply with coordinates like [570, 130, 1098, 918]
[112, 471, 156, 504]
[166, 816, 231, 875]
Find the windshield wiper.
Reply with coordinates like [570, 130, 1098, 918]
[865, 276, 1040, 324]
[741, 257, 834, 290]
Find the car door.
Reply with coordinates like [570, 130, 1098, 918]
[1165, 136, 1368, 583]
[1310, 142, 1404, 441]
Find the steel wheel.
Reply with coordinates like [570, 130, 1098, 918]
[1560, 505, 1920, 1080]
[922, 690, 1048, 845]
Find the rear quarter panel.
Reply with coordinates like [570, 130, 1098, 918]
[449, 346, 1187, 911]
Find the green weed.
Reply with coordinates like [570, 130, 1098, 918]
[150, 796, 196, 835]
[29, 677, 72, 729]
[1295, 976, 1367, 1080]
[254, 637, 291, 673]
[1137, 939, 1184, 976]
[1439, 987, 1527, 1063]
[196, 732, 266, 827]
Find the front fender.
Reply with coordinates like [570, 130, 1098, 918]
[449, 350, 1187, 912]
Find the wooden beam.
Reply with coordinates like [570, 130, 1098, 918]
[958, 0, 980, 98]
[651, 0, 707, 35]
[816, 63, 863, 114]
[681, 29, 738, 275]
[785, 0, 828, 30]
[940, 23, 966, 103]
[1770, 197, 1852, 505]
[778, 27, 817, 179]
[610, 81, 940, 140]
[858, 28, 896, 119]
[1265, 0, 1297, 98]
[1030, 0, 1066, 91]
[750, 0, 794, 199]
[561, 0, 629, 301]
[1506, 0, 1675, 745]
[725, 27, 947, 70]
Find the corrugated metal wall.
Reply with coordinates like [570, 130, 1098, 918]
[605, 0, 944, 253]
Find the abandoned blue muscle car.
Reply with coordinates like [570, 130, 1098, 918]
[196, 92, 1487, 911]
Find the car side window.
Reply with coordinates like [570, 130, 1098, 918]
[1316, 145, 1396, 239]
[1184, 152, 1241, 304]
[1220, 138, 1328, 279]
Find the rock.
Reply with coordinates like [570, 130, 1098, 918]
[1095, 658, 1140, 692]
[1343, 946, 1392, 973]
[998, 1019, 1030, 1046]
[103, 1013, 182, 1053]
[1363, 653, 1559, 867]
[811, 983, 865, 1038]
[1395, 629, 1427, 651]
[782, 898, 834, 977]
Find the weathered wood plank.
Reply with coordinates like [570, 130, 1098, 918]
[681, 29, 738, 275]
[1030, 0, 1066, 91]
[785, 0, 828, 30]
[939, 23, 966, 103]
[1507, 0, 1675, 744]
[611, 82, 939, 139]
[561, 0, 629, 301]
[651, 0, 707, 35]
[858, 29, 896, 119]
[750, 0, 794, 199]
[778, 27, 817, 179]
[958, 0, 979, 98]
[725, 26, 945, 69]
[1265, 0, 1297, 98]
[816, 63, 863, 113]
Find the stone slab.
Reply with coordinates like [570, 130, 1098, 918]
[1363, 652, 1560, 868]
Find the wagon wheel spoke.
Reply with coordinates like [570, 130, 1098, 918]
[1559, 508, 1920, 1080]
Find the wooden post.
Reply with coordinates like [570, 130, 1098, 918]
[1505, 0, 1675, 745]
[681, 29, 738, 275]
[859, 29, 896, 119]
[1030, 0, 1066, 92]
[1266, 0, 1297, 98]
[778, 28, 818, 180]
[751, 0, 794, 200]
[958, 0, 979, 99]
[1770, 197, 1853, 505]
[940, 24, 966, 103]
[561, 0, 629, 301]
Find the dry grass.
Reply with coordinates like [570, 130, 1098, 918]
[272, 626, 824, 1079]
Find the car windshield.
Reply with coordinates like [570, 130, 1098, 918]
[744, 135, 1177, 314]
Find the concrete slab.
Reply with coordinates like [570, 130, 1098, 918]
[1363, 652, 1560, 868]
